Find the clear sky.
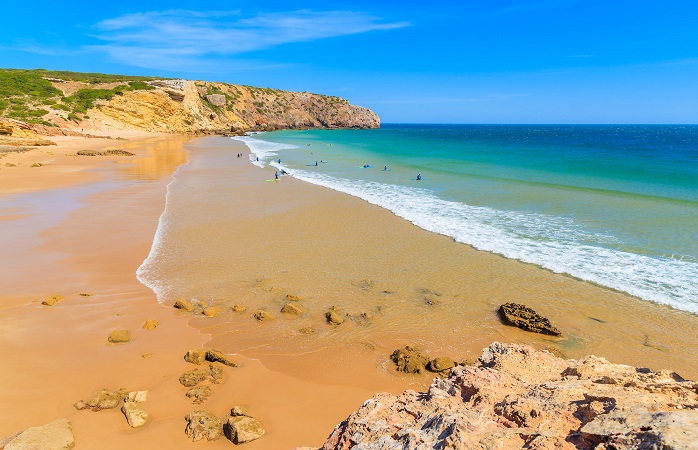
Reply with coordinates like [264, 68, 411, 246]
[2, 1, 697, 124]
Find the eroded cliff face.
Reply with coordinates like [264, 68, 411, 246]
[70, 79, 379, 134]
[320, 343, 698, 450]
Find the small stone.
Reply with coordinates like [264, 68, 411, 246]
[184, 410, 223, 442]
[206, 350, 237, 367]
[254, 310, 273, 322]
[4, 419, 75, 450]
[31, 162, 43, 167]
[202, 306, 222, 317]
[390, 346, 430, 374]
[127, 391, 148, 402]
[78, 293, 93, 297]
[122, 401, 150, 428]
[186, 386, 212, 404]
[281, 303, 303, 315]
[230, 406, 250, 417]
[107, 330, 131, 343]
[173, 298, 194, 312]
[325, 307, 344, 325]
[142, 353, 153, 359]
[232, 304, 247, 313]
[498, 302, 562, 336]
[286, 294, 303, 301]
[142, 319, 159, 330]
[224, 416, 265, 444]
[179, 369, 208, 387]
[299, 327, 315, 334]
[184, 349, 207, 365]
[42, 295, 63, 306]
[73, 400, 89, 410]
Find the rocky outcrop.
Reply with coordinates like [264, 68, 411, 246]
[498, 302, 562, 336]
[321, 342, 698, 449]
[4, 419, 75, 450]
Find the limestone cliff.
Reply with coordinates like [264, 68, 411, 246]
[52, 78, 379, 135]
[319, 343, 698, 449]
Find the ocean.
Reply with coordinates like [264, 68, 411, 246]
[235, 124, 698, 314]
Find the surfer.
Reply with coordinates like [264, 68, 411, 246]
[315, 161, 318, 166]
[275, 171, 279, 180]
[383, 166, 387, 171]
[417, 174, 422, 180]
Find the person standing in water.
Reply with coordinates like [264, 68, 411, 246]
[417, 174, 422, 180]
[275, 171, 279, 180]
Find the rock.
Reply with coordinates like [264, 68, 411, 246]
[184, 349, 207, 365]
[205, 350, 237, 367]
[230, 406, 250, 417]
[179, 369, 208, 387]
[85, 389, 126, 410]
[4, 419, 75, 450]
[42, 295, 63, 306]
[321, 342, 698, 449]
[224, 416, 265, 444]
[299, 327, 315, 334]
[141, 353, 153, 359]
[127, 391, 147, 402]
[78, 293, 93, 297]
[202, 306, 222, 317]
[73, 401, 88, 410]
[231, 304, 247, 313]
[498, 302, 562, 336]
[325, 307, 344, 325]
[77, 149, 101, 156]
[186, 386, 212, 404]
[427, 357, 456, 375]
[107, 330, 131, 343]
[184, 410, 223, 442]
[281, 303, 302, 315]
[142, 319, 158, 330]
[173, 298, 194, 312]
[390, 346, 430, 374]
[205, 94, 226, 107]
[121, 401, 150, 428]
[31, 163, 43, 167]
[103, 149, 135, 156]
[209, 363, 225, 383]
[254, 310, 273, 322]
[286, 294, 304, 301]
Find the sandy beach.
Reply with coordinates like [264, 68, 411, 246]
[1, 133, 697, 449]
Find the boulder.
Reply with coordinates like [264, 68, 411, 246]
[254, 310, 273, 322]
[427, 357, 456, 375]
[184, 410, 223, 442]
[205, 350, 237, 367]
[42, 295, 63, 306]
[184, 349, 207, 365]
[186, 386, 212, 404]
[85, 389, 126, 410]
[325, 307, 344, 325]
[498, 302, 562, 336]
[179, 369, 208, 387]
[202, 306, 222, 317]
[173, 298, 194, 312]
[4, 419, 75, 450]
[121, 401, 150, 428]
[205, 94, 226, 107]
[281, 303, 303, 316]
[224, 416, 265, 444]
[142, 319, 159, 330]
[390, 346, 430, 374]
[107, 330, 131, 343]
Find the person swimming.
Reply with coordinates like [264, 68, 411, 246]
[416, 173, 422, 180]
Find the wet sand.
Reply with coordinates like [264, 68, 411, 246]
[1, 134, 697, 449]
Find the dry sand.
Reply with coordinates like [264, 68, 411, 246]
[1, 134, 697, 449]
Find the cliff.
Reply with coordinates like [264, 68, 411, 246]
[0, 69, 380, 135]
[318, 343, 698, 449]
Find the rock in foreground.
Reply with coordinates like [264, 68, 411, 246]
[498, 302, 562, 335]
[4, 419, 75, 450]
[322, 342, 698, 450]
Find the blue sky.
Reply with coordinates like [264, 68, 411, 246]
[2, 0, 697, 123]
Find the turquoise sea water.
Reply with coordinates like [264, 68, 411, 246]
[234, 124, 698, 313]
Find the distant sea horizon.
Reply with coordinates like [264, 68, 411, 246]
[233, 123, 698, 314]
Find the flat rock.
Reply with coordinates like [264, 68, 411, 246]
[281, 303, 303, 315]
[286, 294, 304, 301]
[121, 401, 149, 428]
[142, 319, 158, 330]
[231, 304, 247, 313]
[186, 386, 212, 404]
[325, 307, 344, 325]
[184, 349, 207, 365]
[127, 391, 147, 402]
[202, 306, 222, 317]
[498, 302, 562, 336]
[390, 346, 430, 374]
[107, 330, 131, 343]
[185, 410, 223, 442]
[42, 295, 63, 306]
[224, 416, 265, 444]
[254, 310, 273, 322]
[85, 389, 126, 410]
[5, 419, 75, 450]
[173, 298, 194, 312]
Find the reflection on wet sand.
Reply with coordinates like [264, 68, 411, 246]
[113, 135, 191, 181]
